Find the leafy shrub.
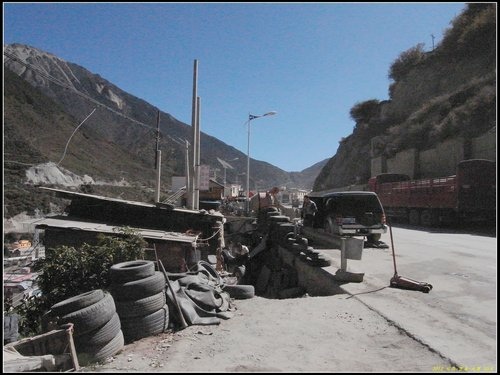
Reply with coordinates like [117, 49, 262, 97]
[350, 99, 381, 124]
[8, 228, 147, 337]
[388, 43, 426, 82]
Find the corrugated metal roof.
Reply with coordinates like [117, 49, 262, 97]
[38, 187, 203, 214]
[34, 217, 198, 243]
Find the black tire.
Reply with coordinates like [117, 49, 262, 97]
[51, 289, 105, 317]
[308, 255, 331, 267]
[78, 330, 125, 365]
[324, 216, 337, 234]
[216, 291, 230, 312]
[110, 272, 166, 301]
[197, 260, 222, 284]
[75, 313, 121, 348]
[59, 293, 116, 337]
[234, 265, 246, 280]
[110, 260, 155, 283]
[409, 209, 420, 226]
[121, 305, 169, 343]
[420, 209, 439, 227]
[263, 207, 279, 213]
[367, 234, 381, 243]
[296, 237, 308, 247]
[302, 246, 315, 256]
[307, 251, 320, 260]
[268, 215, 290, 223]
[115, 291, 166, 319]
[290, 243, 302, 254]
[278, 286, 305, 299]
[222, 284, 255, 299]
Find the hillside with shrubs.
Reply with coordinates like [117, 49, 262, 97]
[314, 3, 496, 190]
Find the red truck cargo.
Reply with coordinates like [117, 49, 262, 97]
[368, 159, 496, 226]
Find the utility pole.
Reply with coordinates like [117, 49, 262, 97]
[194, 96, 201, 210]
[184, 139, 190, 201]
[431, 34, 435, 51]
[155, 110, 161, 203]
[188, 60, 198, 210]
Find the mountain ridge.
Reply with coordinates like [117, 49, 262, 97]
[4, 43, 326, 218]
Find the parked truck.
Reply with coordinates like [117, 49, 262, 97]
[367, 159, 496, 226]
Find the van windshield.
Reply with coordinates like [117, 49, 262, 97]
[326, 195, 383, 215]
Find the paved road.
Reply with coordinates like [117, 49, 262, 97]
[323, 224, 497, 371]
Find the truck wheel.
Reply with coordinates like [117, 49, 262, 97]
[409, 209, 420, 226]
[421, 209, 440, 227]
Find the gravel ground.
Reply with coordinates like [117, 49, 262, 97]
[82, 293, 453, 373]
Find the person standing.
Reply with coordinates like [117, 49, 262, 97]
[301, 195, 318, 227]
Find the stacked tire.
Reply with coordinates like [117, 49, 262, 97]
[109, 260, 169, 344]
[50, 289, 123, 365]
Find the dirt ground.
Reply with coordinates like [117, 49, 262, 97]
[82, 293, 453, 373]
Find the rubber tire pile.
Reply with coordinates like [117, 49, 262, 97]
[109, 260, 169, 344]
[268, 212, 332, 268]
[47, 259, 252, 365]
[50, 289, 123, 365]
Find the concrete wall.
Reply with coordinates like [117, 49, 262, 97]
[279, 246, 345, 296]
[371, 156, 385, 177]
[419, 138, 464, 178]
[371, 132, 495, 180]
[386, 148, 418, 178]
[472, 129, 496, 161]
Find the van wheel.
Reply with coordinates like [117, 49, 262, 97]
[367, 234, 381, 243]
[324, 216, 337, 234]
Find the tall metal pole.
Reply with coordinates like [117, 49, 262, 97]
[189, 60, 198, 210]
[246, 116, 252, 215]
[245, 112, 277, 215]
[184, 139, 190, 204]
[194, 96, 201, 210]
[155, 110, 161, 203]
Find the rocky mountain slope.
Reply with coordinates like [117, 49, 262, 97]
[4, 44, 325, 218]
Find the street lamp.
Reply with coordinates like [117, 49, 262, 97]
[245, 111, 277, 215]
[217, 157, 239, 189]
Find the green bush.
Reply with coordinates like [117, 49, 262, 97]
[8, 228, 147, 337]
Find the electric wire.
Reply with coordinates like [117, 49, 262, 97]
[4, 50, 188, 165]
[57, 107, 97, 166]
[4, 51, 181, 142]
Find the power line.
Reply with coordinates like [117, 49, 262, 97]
[57, 107, 97, 166]
[4, 50, 156, 132]
[4, 50, 186, 161]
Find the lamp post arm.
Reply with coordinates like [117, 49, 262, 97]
[245, 111, 277, 215]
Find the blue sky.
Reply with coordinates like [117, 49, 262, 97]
[4, 2, 466, 172]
